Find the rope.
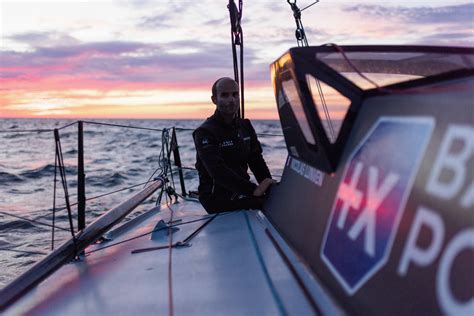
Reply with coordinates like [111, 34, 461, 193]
[324, 43, 381, 90]
[167, 197, 175, 316]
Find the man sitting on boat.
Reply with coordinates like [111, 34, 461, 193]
[193, 77, 275, 213]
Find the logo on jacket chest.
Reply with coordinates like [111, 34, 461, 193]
[219, 140, 234, 148]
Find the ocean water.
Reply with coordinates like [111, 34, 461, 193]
[0, 118, 287, 288]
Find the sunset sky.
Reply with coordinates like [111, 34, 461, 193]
[1, 0, 473, 119]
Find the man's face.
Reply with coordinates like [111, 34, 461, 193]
[213, 79, 240, 116]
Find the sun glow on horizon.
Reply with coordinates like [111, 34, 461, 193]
[1, 1, 472, 119]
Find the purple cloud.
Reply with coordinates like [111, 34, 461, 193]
[8, 31, 80, 47]
[416, 31, 474, 46]
[139, 14, 173, 28]
[344, 3, 474, 24]
[0, 36, 265, 86]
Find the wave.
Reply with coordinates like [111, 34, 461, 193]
[20, 164, 77, 179]
[3, 133, 27, 140]
[86, 172, 128, 187]
[84, 130, 103, 136]
[0, 219, 37, 231]
[65, 148, 78, 155]
[0, 172, 24, 185]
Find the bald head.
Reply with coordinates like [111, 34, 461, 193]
[211, 77, 240, 117]
[211, 77, 237, 98]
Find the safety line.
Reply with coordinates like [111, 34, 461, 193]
[0, 211, 70, 231]
[82, 120, 164, 132]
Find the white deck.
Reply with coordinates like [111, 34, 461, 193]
[5, 200, 338, 315]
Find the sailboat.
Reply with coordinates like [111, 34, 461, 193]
[1, 1, 473, 315]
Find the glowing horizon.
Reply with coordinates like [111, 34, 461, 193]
[1, 1, 472, 120]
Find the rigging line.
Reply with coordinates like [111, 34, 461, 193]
[165, 129, 177, 196]
[36, 180, 157, 221]
[307, 75, 333, 141]
[0, 211, 70, 232]
[156, 129, 169, 205]
[315, 77, 336, 141]
[287, 0, 335, 141]
[83, 214, 231, 255]
[82, 120, 164, 132]
[143, 149, 165, 189]
[54, 129, 78, 256]
[300, 0, 319, 12]
[324, 43, 381, 90]
[244, 212, 287, 316]
[87, 180, 157, 201]
[299, 19, 309, 47]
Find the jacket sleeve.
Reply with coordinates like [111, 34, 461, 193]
[245, 120, 272, 183]
[193, 128, 257, 196]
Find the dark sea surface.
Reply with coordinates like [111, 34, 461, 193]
[0, 118, 287, 288]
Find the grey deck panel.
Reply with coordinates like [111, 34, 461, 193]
[5, 201, 317, 315]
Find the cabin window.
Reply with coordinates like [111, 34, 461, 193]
[281, 79, 316, 145]
[306, 74, 351, 143]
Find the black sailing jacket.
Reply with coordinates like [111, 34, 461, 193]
[193, 110, 271, 200]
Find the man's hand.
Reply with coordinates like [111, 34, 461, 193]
[253, 178, 277, 197]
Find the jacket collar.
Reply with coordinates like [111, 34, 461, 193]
[211, 109, 240, 128]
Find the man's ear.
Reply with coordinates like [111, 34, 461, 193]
[211, 95, 217, 105]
